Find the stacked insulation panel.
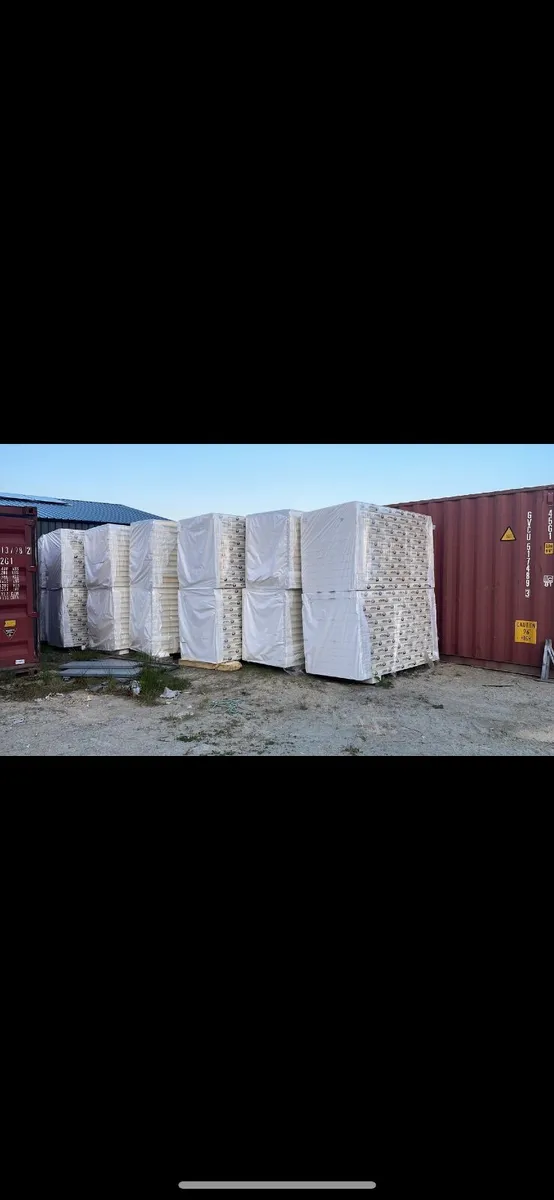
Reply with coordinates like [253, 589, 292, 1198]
[178, 514, 245, 663]
[129, 520, 179, 657]
[84, 524, 130, 651]
[301, 501, 438, 682]
[242, 509, 304, 669]
[38, 530, 87, 648]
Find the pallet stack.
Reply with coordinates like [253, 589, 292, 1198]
[84, 524, 130, 651]
[242, 509, 304, 669]
[301, 501, 438, 682]
[38, 529, 88, 648]
[129, 520, 179, 657]
[178, 514, 245, 665]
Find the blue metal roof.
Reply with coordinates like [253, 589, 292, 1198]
[0, 491, 166, 523]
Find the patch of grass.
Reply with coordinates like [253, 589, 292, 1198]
[376, 676, 394, 688]
[176, 733, 203, 743]
[431, 703, 444, 710]
[133, 665, 182, 705]
[0, 665, 95, 702]
[343, 744, 362, 755]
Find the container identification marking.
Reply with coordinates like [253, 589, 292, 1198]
[525, 512, 532, 597]
[514, 620, 537, 644]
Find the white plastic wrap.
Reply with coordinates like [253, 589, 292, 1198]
[130, 587, 179, 657]
[46, 588, 88, 648]
[301, 502, 435, 592]
[129, 520, 178, 588]
[178, 587, 242, 663]
[245, 509, 302, 589]
[84, 524, 130, 589]
[302, 589, 439, 683]
[87, 587, 130, 651]
[39, 529, 86, 589]
[242, 588, 304, 668]
[178, 514, 245, 589]
[37, 535, 48, 591]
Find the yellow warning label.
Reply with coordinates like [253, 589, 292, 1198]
[515, 620, 537, 644]
[4, 620, 16, 628]
[545, 542, 554, 555]
[501, 527, 516, 542]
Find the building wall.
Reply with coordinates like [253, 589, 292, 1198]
[37, 519, 104, 539]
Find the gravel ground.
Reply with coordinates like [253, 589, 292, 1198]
[1, 661, 552, 755]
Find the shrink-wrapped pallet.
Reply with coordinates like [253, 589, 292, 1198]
[129, 520, 179, 656]
[178, 514, 245, 589]
[39, 529, 85, 589]
[130, 587, 179, 657]
[245, 509, 302, 590]
[87, 587, 130, 651]
[242, 588, 304, 668]
[84, 524, 130, 589]
[47, 588, 88, 649]
[301, 501, 435, 593]
[302, 589, 438, 683]
[178, 588, 242, 664]
[129, 520, 178, 588]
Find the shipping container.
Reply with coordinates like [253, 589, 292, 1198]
[0, 505, 39, 671]
[391, 485, 554, 677]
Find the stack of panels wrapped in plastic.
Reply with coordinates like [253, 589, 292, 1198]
[38, 529, 87, 647]
[242, 587, 304, 669]
[86, 587, 130, 652]
[301, 501, 438, 683]
[47, 588, 88, 648]
[84, 524, 130, 651]
[129, 520, 179, 657]
[242, 510, 304, 668]
[302, 589, 439, 682]
[178, 514, 245, 664]
[178, 514, 245, 589]
[178, 587, 243, 664]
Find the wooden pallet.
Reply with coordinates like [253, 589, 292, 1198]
[178, 659, 242, 672]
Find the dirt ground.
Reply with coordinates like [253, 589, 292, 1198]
[1, 657, 552, 756]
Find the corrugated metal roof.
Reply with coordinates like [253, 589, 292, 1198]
[0, 492, 166, 523]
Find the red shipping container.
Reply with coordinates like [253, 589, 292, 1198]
[390, 485, 554, 677]
[0, 505, 39, 671]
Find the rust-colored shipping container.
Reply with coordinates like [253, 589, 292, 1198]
[391, 485, 554, 677]
[0, 505, 39, 671]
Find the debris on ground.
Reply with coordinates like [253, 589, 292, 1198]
[210, 698, 240, 714]
[160, 687, 181, 700]
[130, 681, 141, 696]
[1, 663, 551, 757]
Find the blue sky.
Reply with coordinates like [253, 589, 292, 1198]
[1, 443, 551, 519]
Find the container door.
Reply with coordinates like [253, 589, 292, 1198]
[0, 517, 39, 669]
